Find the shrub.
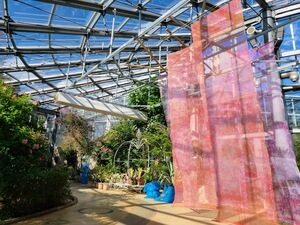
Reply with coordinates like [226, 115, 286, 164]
[0, 166, 71, 217]
[0, 80, 72, 219]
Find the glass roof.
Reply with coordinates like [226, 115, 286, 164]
[1, 0, 300, 112]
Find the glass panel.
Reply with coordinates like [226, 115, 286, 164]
[0, 1, 3, 16]
[0, 31, 6, 49]
[120, 18, 142, 32]
[49, 80, 71, 89]
[51, 5, 90, 27]
[7, 0, 51, 24]
[9, 71, 38, 83]
[12, 32, 49, 48]
[39, 68, 69, 78]
[94, 14, 126, 31]
[1, 55, 20, 70]
[24, 54, 54, 65]
[49, 34, 82, 48]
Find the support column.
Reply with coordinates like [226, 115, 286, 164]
[262, 8, 275, 43]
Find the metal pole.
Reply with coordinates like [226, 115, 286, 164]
[262, 8, 275, 43]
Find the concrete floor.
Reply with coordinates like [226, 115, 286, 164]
[12, 183, 227, 225]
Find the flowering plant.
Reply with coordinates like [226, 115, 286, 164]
[19, 131, 51, 165]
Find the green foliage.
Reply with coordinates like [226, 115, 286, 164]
[94, 163, 116, 182]
[0, 167, 71, 217]
[128, 76, 167, 128]
[94, 76, 173, 182]
[59, 111, 95, 156]
[0, 80, 35, 154]
[95, 119, 136, 164]
[292, 134, 300, 169]
[0, 80, 71, 219]
[144, 121, 172, 161]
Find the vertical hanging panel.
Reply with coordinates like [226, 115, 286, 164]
[168, 0, 280, 224]
[252, 42, 300, 225]
[168, 45, 217, 208]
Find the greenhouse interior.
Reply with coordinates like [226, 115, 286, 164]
[1, 0, 300, 224]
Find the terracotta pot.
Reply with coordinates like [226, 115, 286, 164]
[102, 182, 109, 190]
[87, 181, 93, 188]
[98, 182, 103, 190]
[138, 177, 145, 186]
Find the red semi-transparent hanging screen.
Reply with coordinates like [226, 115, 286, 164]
[167, 0, 300, 224]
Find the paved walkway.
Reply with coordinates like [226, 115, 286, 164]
[12, 183, 226, 225]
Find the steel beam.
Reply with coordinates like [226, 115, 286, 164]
[0, 22, 136, 38]
[64, 0, 190, 90]
[244, 3, 300, 25]
[0, 53, 167, 72]
[0, 45, 180, 55]
[254, 0, 269, 10]
[35, 0, 189, 26]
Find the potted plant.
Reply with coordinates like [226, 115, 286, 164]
[102, 163, 115, 190]
[87, 172, 95, 188]
[95, 165, 105, 190]
[127, 167, 135, 185]
[137, 167, 145, 186]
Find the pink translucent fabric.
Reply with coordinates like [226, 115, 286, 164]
[251, 43, 300, 225]
[167, 0, 300, 224]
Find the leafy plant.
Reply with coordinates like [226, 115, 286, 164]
[0, 167, 71, 217]
[59, 111, 95, 157]
[0, 80, 72, 219]
[128, 75, 167, 128]
[127, 168, 135, 179]
[93, 75, 173, 182]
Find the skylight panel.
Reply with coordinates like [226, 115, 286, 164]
[48, 79, 71, 89]
[93, 37, 112, 48]
[50, 34, 82, 48]
[12, 32, 49, 48]
[24, 54, 53, 65]
[51, 5, 90, 28]
[120, 18, 141, 32]
[68, 67, 84, 75]
[1, 55, 25, 71]
[83, 53, 106, 63]
[28, 82, 51, 91]
[0, 32, 5, 48]
[88, 37, 107, 49]
[0, 1, 3, 16]
[52, 54, 77, 63]
[18, 84, 36, 94]
[33, 94, 52, 102]
[65, 88, 81, 95]
[38, 68, 68, 78]
[280, 24, 295, 52]
[8, 71, 38, 83]
[174, 11, 192, 21]
[8, 0, 51, 24]
[94, 13, 125, 31]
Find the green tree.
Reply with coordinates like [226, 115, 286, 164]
[128, 76, 167, 129]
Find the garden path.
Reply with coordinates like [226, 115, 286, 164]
[11, 182, 227, 225]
